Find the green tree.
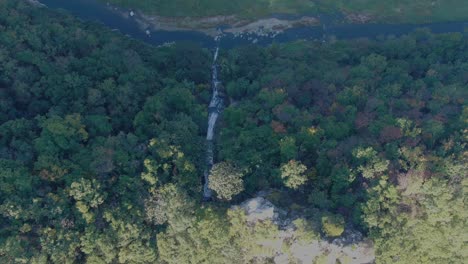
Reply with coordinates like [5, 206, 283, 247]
[157, 208, 240, 264]
[364, 174, 467, 263]
[0, 159, 34, 198]
[227, 208, 280, 263]
[279, 136, 298, 162]
[69, 178, 106, 223]
[321, 214, 345, 237]
[144, 184, 194, 229]
[34, 114, 88, 182]
[353, 147, 389, 179]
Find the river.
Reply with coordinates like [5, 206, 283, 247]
[37, 0, 468, 48]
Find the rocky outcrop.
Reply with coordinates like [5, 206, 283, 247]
[105, 4, 319, 37]
[224, 16, 319, 38]
[239, 197, 279, 223]
[26, 0, 45, 7]
[235, 196, 375, 264]
[345, 13, 373, 23]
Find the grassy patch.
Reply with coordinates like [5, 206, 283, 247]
[322, 0, 468, 23]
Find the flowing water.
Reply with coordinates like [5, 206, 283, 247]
[203, 41, 223, 199]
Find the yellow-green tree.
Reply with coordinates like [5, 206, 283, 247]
[280, 160, 308, 189]
[209, 162, 245, 201]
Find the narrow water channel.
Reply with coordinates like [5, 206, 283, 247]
[203, 39, 223, 200]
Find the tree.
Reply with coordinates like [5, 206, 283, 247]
[226, 78, 259, 100]
[157, 208, 240, 264]
[68, 178, 106, 223]
[227, 208, 280, 263]
[353, 147, 389, 179]
[364, 174, 467, 264]
[209, 162, 245, 201]
[144, 184, 194, 229]
[0, 159, 34, 198]
[81, 229, 118, 264]
[279, 136, 298, 162]
[33, 114, 88, 182]
[0, 236, 34, 263]
[423, 119, 445, 148]
[280, 160, 308, 189]
[321, 214, 345, 237]
[379, 126, 402, 143]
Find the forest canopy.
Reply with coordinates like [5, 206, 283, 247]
[0, 1, 467, 263]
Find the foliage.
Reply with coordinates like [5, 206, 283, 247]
[1, 1, 467, 262]
[144, 184, 194, 228]
[209, 162, 245, 201]
[280, 160, 308, 189]
[227, 208, 281, 262]
[363, 159, 467, 263]
[321, 214, 345, 237]
[157, 207, 240, 264]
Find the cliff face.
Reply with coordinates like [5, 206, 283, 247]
[234, 196, 375, 264]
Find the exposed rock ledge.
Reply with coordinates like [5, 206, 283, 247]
[223, 16, 319, 38]
[26, 0, 45, 7]
[234, 196, 375, 264]
[107, 4, 319, 37]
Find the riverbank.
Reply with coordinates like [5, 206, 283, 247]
[101, 0, 468, 39]
[106, 3, 320, 37]
[100, 0, 468, 25]
[26, 0, 45, 7]
[35, 0, 468, 48]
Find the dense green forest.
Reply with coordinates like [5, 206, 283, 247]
[102, 0, 468, 23]
[1, 0, 467, 263]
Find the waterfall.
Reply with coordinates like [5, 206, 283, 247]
[203, 39, 223, 200]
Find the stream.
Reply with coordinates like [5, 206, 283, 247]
[203, 40, 223, 200]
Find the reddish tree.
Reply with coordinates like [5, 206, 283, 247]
[379, 126, 403, 143]
[434, 113, 448, 123]
[271, 120, 286, 134]
[355, 112, 373, 129]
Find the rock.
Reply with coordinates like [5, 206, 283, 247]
[240, 197, 278, 223]
[234, 196, 375, 264]
[289, 241, 322, 264]
[26, 0, 45, 7]
[332, 229, 364, 246]
[274, 253, 289, 264]
[346, 13, 373, 23]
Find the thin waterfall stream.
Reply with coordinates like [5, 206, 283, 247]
[203, 38, 224, 200]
